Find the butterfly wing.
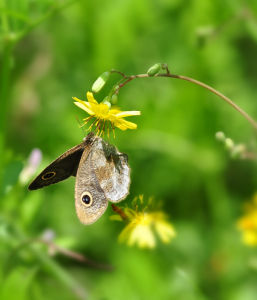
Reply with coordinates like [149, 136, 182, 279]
[91, 138, 130, 203]
[28, 142, 86, 190]
[74, 141, 108, 225]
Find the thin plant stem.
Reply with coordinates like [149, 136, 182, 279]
[0, 43, 13, 135]
[0, 0, 78, 138]
[15, 0, 78, 42]
[0, 0, 12, 136]
[1, 215, 88, 300]
[161, 73, 257, 131]
[39, 239, 113, 271]
[31, 245, 88, 300]
[0, 0, 10, 32]
[111, 204, 128, 221]
[112, 72, 257, 131]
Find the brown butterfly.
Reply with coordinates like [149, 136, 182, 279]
[28, 133, 130, 224]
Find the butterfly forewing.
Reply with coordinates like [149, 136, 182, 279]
[28, 142, 86, 190]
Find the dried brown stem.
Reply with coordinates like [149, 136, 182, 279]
[110, 69, 127, 78]
[39, 239, 113, 271]
[111, 204, 128, 221]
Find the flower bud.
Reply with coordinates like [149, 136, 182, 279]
[231, 144, 245, 159]
[225, 138, 234, 150]
[215, 131, 226, 142]
[111, 94, 118, 104]
[92, 71, 110, 93]
[102, 97, 111, 108]
[147, 63, 162, 76]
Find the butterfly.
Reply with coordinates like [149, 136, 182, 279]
[28, 133, 130, 224]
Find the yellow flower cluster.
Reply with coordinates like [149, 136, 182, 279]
[112, 196, 176, 249]
[73, 92, 140, 136]
[237, 193, 257, 246]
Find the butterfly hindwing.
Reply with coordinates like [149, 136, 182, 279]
[91, 138, 130, 203]
[74, 140, 108, 225]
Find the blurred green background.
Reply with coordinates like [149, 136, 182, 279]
[1, 0, 257, 299]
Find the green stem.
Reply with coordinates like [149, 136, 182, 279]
[15, 0, 78, 42]
[161, 73, 257, 131]
[2, 215, 88, 300]
[0, 0, 10, 32]
[113, 72, 257, 131]
[0, 42, 13, 136]
[31, 246, 88, 300]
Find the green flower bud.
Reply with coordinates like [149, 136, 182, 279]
[231, 144, 245, 159]
[92, 71, 110, 93]
[102, 97, 111, 108]
[215, 131, 226, 142]
[147, 63, 162, 76]
[111, 94, 118, 104]
[225, 138, 234, 150]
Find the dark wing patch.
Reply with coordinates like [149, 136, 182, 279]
[28, 142, 85, 190]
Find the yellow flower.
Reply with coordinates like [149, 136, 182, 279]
[237, 193, 257, 247]
[113, 196, 176, 249]
[119, 213, 156, 248]
[73, 92, 140, 136]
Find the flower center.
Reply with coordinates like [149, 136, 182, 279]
[94, 103, 111, 120]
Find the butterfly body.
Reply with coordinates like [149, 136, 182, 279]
[29, 133, 130, 224]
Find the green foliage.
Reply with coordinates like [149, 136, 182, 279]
[0, 267, 37, 300]
[1, 0, 257, 299]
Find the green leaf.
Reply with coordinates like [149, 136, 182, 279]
[20, 192, 43, 227]
[109, 215, 122, 221]
[0, 267, 37, 300]
[0, 160, 23, 196]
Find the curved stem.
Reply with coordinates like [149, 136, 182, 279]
[160, 73, 257, 131]
[113, 72, 257, 131]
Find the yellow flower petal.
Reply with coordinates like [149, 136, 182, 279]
[114, 111, 141, 117]
[237, 194, 257, 247]
[118, 222, 135, 243]
[128, 223, 156, 248]
[113, 119, 137, 130]
[242, 230, 257, 246]
[73, 91, 141, 135]
[94, 103, 110, 117]
[87, 91, 98, 104]
[155, 219, 176, 243]
[73, 96, 95, 112]
[117, 203, 176, 249]
[74, 101, 94, 115]
[238, 216, 256, 230]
